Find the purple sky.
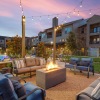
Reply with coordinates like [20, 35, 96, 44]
[0, 0, 100, 37]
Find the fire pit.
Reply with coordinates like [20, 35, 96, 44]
[36, 62, 66, 89]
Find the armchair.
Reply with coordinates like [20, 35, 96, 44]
[65, 57, 80, 74]
[0, 74, 45, 100]
[76, 58, 94, 78]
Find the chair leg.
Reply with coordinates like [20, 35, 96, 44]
[74, 65, 76, 75]
[93, 70, 94, 76]
[87, 67, 90, 78]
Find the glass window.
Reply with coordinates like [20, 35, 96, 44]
[41, 33, 45, 38]
[65, 27, 72, 34]
[94, 28, 97, 33]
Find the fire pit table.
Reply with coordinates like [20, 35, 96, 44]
[36, 67, 66, 89]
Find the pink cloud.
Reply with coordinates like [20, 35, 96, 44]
[22, 0, 75, 15]
[0, 11, 13, 17]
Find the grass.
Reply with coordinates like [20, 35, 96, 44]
[94, 62, 100, 73]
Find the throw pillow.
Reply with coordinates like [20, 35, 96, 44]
[15, 60, 22, 69]
[91, 82, 100, 100]
[11, 80, 26, 100]
[20, 60, 26, 68]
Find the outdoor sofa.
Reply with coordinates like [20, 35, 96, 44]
[0, 73, 45, 100]
[76, 77, 100, 100]
[65, 57, 94, 78]
[13, 57, 46, 77]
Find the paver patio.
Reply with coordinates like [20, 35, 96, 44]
[22, 61, 100, 100]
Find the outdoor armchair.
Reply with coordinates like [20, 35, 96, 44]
[76, 58, 94, 78]
[65, 57, 80, 73]
[0, 74, 45, 100]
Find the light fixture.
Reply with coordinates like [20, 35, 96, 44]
[80, 1, 83, 7]
[73, 9, 76, 14]
[78, 11, 80, 16]
[48, 15, 50, 20]
[89, 10, 92, 15]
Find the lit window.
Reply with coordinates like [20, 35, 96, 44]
[65, 27, 72, 34]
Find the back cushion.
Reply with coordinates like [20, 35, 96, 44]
[35, 58, 40, 66]
[79, 61, 90, 66]
[25, 58, 35, 67]
[91, 82, 100, 99]
[69, 60, 77, 65]
[40, 58, 46, 65]
[0, 75, 18, 100]
[11, 80, 26, 100]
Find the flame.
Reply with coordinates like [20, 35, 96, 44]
[46, 62, 58, 70]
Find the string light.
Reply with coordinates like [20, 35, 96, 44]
[78, 11, 80, 16]
[57, 14, 59, 19]
[89, 10, 92, 15]
[48, 15, 50, 20]
[32, 16, 33, 20]
[73, 9, 76, 14]
[20, 0, 21, 8]
[22, 7, 24, 14]
[80, 0, 83, 7]
[39, 16, 41, 20]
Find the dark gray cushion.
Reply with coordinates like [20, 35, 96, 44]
[69, 60, 77, 65]
[11, 80, 26, 100]
[91, 83, 100, 100]
[79, 61, 90, 66]
[0, 74, 18, 100]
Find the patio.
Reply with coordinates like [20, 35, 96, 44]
[22, 61, 100, 100]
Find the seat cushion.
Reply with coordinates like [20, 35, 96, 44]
[30, 66, 42, 71]
[24, 82, 45, 100]
[25, 58, 36, 67]
[0, 74, 18, 100]
[17, 67, 30, 74]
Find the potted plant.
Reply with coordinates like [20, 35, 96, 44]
[6, 62, 13, 73]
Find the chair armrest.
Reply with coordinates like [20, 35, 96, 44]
[78, 92, 97, 100]
[18, 88, 45, 100]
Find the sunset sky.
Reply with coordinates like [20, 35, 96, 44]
[0, 0, 100, 37]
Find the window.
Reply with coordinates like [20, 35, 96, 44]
[94, 28, 97, 33]
[56, 30, 62, 37]
[39, 36, 41, 41]
[41, 33, 45, 38]
[81, 28, 84, 33]
[65, 27, 72, 34]
[47, 32, 52, 38]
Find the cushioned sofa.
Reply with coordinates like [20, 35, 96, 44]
[13, 57, 46, 77]
[0, 73, 45, 100]
[76, 77, 100, 100]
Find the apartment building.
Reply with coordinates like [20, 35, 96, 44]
[0, 36, 11, 49]
[86, 15, 100, 56]
[31, 36, 39, 47]
[38, 19, 84, 48]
